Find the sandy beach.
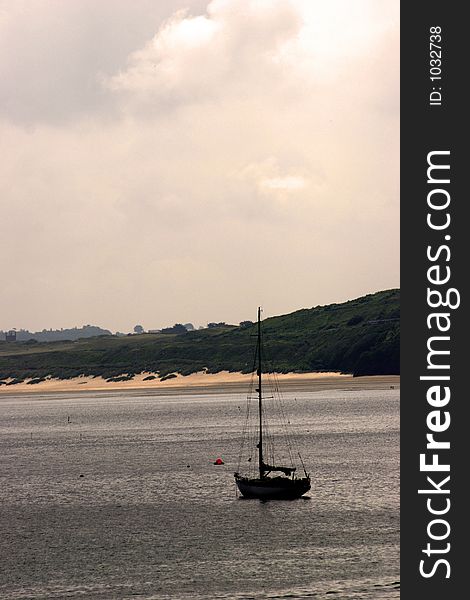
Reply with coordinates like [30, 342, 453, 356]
[0, 371, 400, 395]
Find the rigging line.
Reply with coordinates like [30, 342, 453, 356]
[267, 372, 295, 466]
[237, 391, 250, 470]
[248, 354, 260, 476]
[268, 366, 296, 467]
[238, 368, 253, 467]
[237, 340, 259, 470]
[261, 341, 296, 469]
[262, 409, 274, 465]
[273, 369, 297, 466]
[298, 451, 309, 478]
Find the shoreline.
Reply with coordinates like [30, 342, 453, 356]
[0, 371, 400, 395]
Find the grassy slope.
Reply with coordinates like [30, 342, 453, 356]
[0, 289, 399, 381]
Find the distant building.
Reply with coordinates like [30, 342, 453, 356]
[161, 324, 187, 335]
[5, 330, 17, 342]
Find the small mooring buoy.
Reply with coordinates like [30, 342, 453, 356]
[214, 457, 224, 465]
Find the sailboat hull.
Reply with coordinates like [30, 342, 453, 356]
[235, 475, 311, 500]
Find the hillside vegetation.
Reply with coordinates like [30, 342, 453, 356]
[0, 325, 111, 343]
[0, 289, 399, 383]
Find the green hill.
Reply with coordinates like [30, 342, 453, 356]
[0, 289, 399, 383]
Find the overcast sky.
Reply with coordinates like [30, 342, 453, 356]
[0, 0, 399, 332]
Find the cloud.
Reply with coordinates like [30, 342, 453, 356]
[0, 0, 208, 124]
[105, 0, 302, 114]
[0, 0, 399, 331]
[260, 176, 306, 192]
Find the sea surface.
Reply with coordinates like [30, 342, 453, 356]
[0, 384, 399, 599]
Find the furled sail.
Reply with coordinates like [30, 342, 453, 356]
[261, 462, 296, 476]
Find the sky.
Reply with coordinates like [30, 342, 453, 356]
[0, 0, 399, 332]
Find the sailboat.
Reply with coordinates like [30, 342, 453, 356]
[234, 308, 311, 500]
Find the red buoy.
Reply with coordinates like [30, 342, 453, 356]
[214, 457, 224, 465]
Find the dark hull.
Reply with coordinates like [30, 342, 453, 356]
[235, 475, 311, 500]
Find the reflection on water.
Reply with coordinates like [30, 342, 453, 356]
[0, 387, 399, 599]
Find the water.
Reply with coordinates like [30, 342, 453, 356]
[0, 385, 399, 599]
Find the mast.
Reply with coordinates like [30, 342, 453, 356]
[257, 306, 264, 479]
